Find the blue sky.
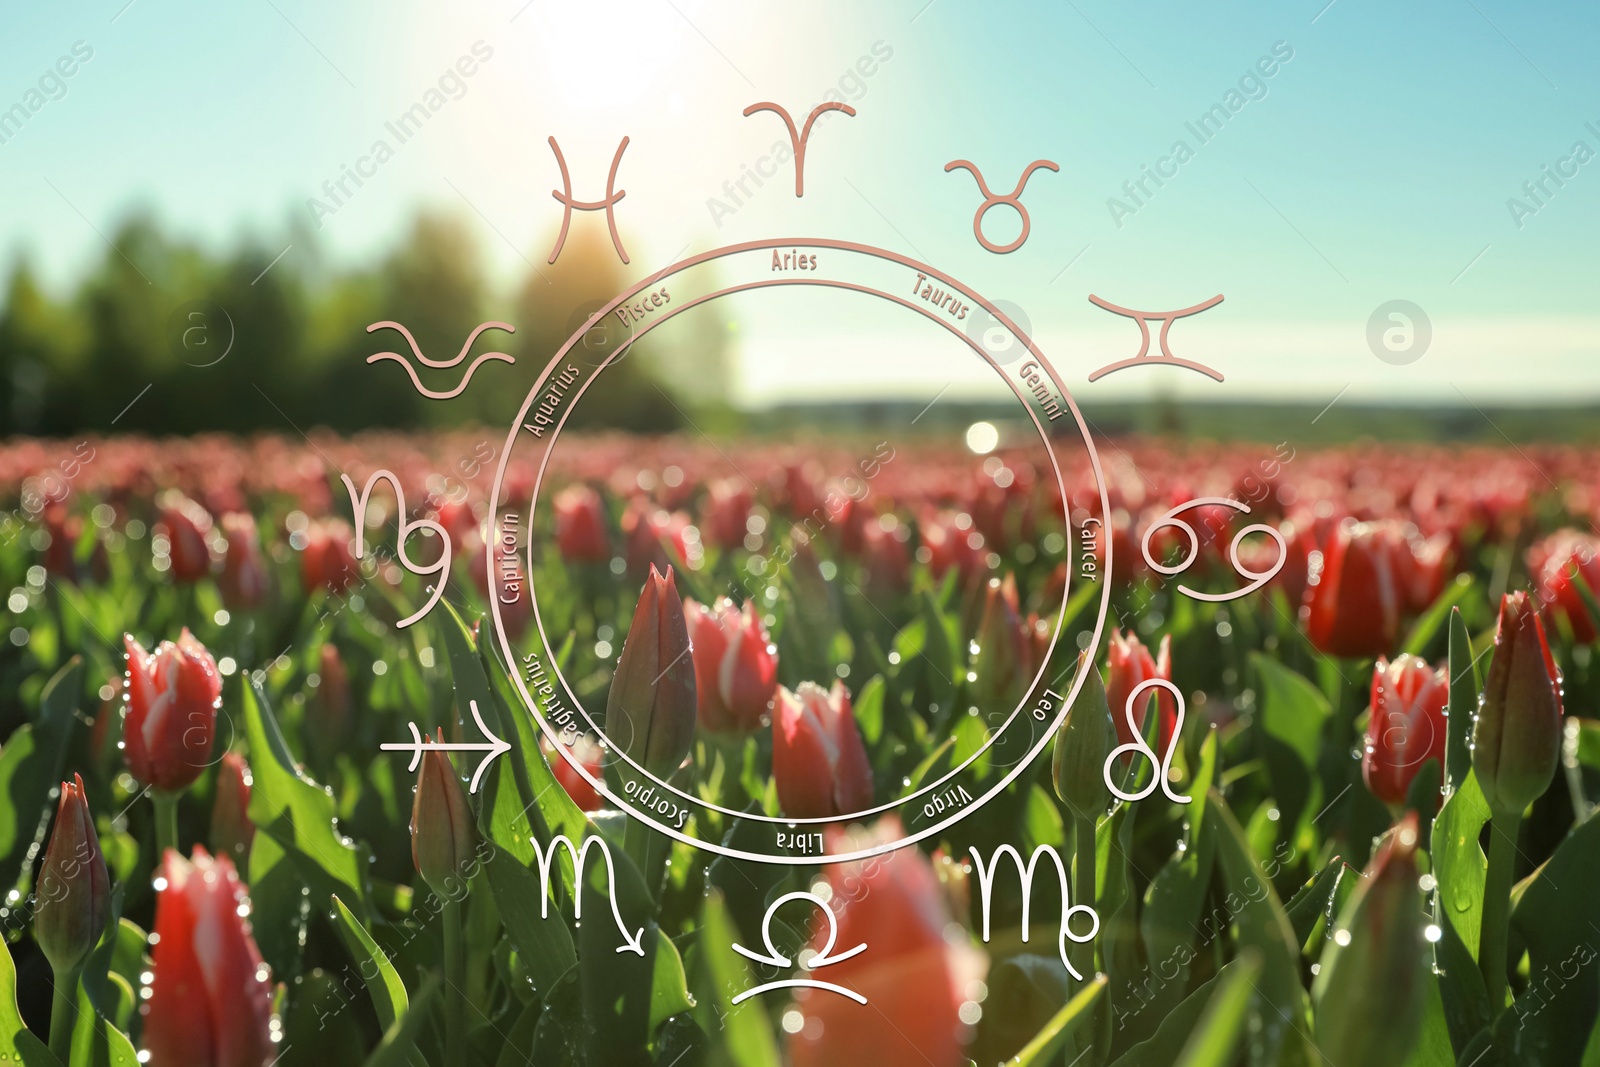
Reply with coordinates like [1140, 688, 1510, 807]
[1, 0, 1596, 404]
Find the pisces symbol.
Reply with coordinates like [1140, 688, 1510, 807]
[366, 320, 515, 400]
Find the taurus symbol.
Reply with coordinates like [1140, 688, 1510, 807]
[945, 159, 1059, 254]
[548, 136, 630, 264]
[742, 101, 856, 197]
[366, 321, 515, 400]
[1086, 294, 1224, 381]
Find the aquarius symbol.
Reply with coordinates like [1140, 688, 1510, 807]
[1141, 496, 1285, 603]
[730, 891, 867, 1004]
[1105, 679, 1192, 805]
[1086, 294, 1225, 381]
[366, 321, 515, 400]
[944, 159, 1059, 254]
[742, 101, 856, 197]
[380, 700, 510, 794]
[341, 469, 450, 628]
[547, 136, 630, 264]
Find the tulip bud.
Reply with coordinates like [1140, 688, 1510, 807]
[1312, 814, 1427, 1065]
[971, 574, 1027, 710]
[211, 752, 254, 868]
[772, 681, 874, 819]
[1302, 519, 1402, 658]
[124, 629, 222, 792]
[144, 848, 275, 1067]
[1362, 655, 1448, 808]
[1473, 591, 1563, 818]
[411, 732, 477, 898]
[683, 597, 778, 732]
[1052, 652, 1117, 818]
[605, 565, 697, 780]
[1106, 629, 1176, 751]
[554, 485, 610, 564]
[158, 491, 213, 583]
[217, 512, 269, 610]
[34, 775, 110, 975]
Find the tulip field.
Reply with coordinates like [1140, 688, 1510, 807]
[2, 429, 1599, 1067]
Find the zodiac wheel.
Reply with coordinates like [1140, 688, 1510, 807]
[487, 238, 1113, 864]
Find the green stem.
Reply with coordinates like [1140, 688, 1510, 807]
[1480, 809, 1522, 1011]
[442, 897, 467, 1065]
[48, 965, 81, 1061]
[1072, 815, 1098, 983]
[151, 789, 179, 861]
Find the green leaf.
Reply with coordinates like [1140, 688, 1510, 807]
[68, 984, 139, 1067]
[648, 928, 694, 1034]
[363, 975, 441, 1067]
[1208, 791, 1301, 1067]
[329, 895, 413, 1036]
[482, 842, 577, 995]
[693, 890, 780, 1067]
[1106, 955, 1258, 1067]
[0, 657, 82, 897]
[1283, 856, 1346, 947]
[1445, 607, 1479, 794]
[854, 674, 886, 746]
[1250, 654, 1330, 837]
[1401, 574, 1474, 660]
[1430, 770, 1492, 1047]
[0, 938, 62, 1066]
[1008, 974, 1106, 1066]
[1171, 951, 1263, 1067]
[1508, 810, 1600, 1063]
[242, 675, 370, 974]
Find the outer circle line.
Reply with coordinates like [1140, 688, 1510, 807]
[486, 237, 1113, 865]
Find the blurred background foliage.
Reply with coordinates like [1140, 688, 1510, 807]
[0, 210, 730, 437]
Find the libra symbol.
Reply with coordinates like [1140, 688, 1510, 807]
[731, 891, 868, 1005]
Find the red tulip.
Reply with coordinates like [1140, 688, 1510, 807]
[218, 512, 268, 610]
[1106, 629, 1176, 751]
[211, 752, 255, 867]
[1473, 591, 1563, 817]
[1529, 530, 1600, 643]
[1303, 520, 1402, 658]
[299, 518, 358, 595]
[606, 565, 697, 780]
[411, 730, 477, 897]
[124, 629, 222, 792]
[554, 485, 610, 563]
[1362, 655, 1448, 807]
[772, 681, 873, 819]
[790, 818, 983, 1067]
[549, 735, 606, 812]
[434, 497, 481, 555]
[158, 491, 213, 582]
[312, 643, 350, 747]
[34, 774, 110, 974]
[919, 511, 986, 586]
[41, 506, 81, 581]
[860, 519, 911, 598]
[683, 597, 778, 731]
[143, 848, 275, 1067]
[702, 479, 753, 550]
